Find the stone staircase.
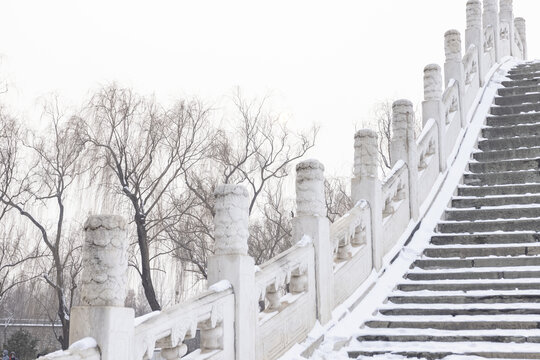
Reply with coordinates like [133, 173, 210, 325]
[348, 62, 540, 359]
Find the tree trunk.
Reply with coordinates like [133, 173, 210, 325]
[135, 214, 161, 311]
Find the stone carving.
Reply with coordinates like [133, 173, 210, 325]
[499, 0, 513, 13]
[330, 200, 369, 260]
[382, 160, 408, 220]
[392, 99, 415, 146]
[484, 26, 495, 52]
[296, 159, 326, 217]
[443, 85, 459, 126]
[483, 0, 497, 15]
[200, 320, 224, 350]
[500, 25, 509, 40]
[423, 64, 442, 101]
[214, 184, 250, 256]
[160, 345, 188, 360]
[354, 129, 378, 179]
[515, 17, 526, 46]
[466, 0, 482, 29]
[134, 287, 230, 360]
[81, 215, 128, 307]
[465, 59, 478, 85]
[255, 243, 311, 314]
[444, 30, 462, 61]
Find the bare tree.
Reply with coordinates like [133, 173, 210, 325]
[0, 98, 86, 349]
[83, 85, 213, 311]
[248, 179, 293, 265]
[324, 177, 352, 223]
[0, 225, 43, 303]
[170, 89, 317, 278]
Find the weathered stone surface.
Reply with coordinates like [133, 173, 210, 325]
[81, 215, 128, 307]
[213, 184, 250, 255]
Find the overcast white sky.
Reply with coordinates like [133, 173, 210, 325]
[1, 0, 539, 177]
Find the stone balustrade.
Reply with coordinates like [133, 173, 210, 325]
[41, 1, 528, 360]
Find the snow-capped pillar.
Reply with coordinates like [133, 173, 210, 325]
[484, 0, 501, 61]
[391, 100, 419, 222]
[292, 159, 333, 324]
[70, 215, 134, 360]
[499, 0, 513, 58]
[444, 30, 467, 128]
[422, 64, 447, 172]
[208, 184, 256, 360]
[466, 0, 485, 86]
[351, 129, 383, 270]
[515, 17, 527, 60]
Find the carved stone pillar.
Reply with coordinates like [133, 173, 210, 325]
[69, 215, 134, 360]
[422, 64, 447, 172]
[483, 0, 501, 61]
[391, 100, 419, 221]
[514, 17, 527, 60]
[207, 185, 256, 360]
[292, 159, 333, 324]
[351, 129, 382, 270]
[444, 29, 467, 127]
[499, 0, 513, 58]
[466, 0, 485, 85]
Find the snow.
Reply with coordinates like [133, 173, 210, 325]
[278, 58, 521, 360]
[134, 310, 161, 327]
[297, 235, 313, 247]
[69, 337, 98, 351]
[208, 279, 232, 292]
[40, 337, 97, 358]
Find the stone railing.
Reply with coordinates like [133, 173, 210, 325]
[41, 1, 528, 359]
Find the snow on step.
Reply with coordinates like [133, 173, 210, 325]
[303, 63, 540, 360]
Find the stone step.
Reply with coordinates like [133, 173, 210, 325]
[469, 158, 540, 173]
[463, 169, 540, 186]
[478, 135, 540, 151]
[509, 64, 540, 74]
[498, 84, 540, 96]
[423, 244, 540, 258]
[494, 93, 540, 106]
[452, 194, 540, 208]
[438, 218, 540, 233]
[388, 293, 540, 304]
[397, 281, 540, 292]
[473, 147, 540, 162]
[490, 102, 540, 116]
[444, 207, 540, 221]
[482, 123, 540, 139]
[356, 333, 540, 343]
[457, 183, 540, 197]
[407, 270, 540, 281]
[364, 320, 540, 330]
[430, 233, 540, 245]
[486, 112, 540, 126]
[502, 78, 540, 88]
[380, 307, 540, 317]
[507, 72, 540, 81]
[413, 256, 540, 270]
[349, 349, 540, 359]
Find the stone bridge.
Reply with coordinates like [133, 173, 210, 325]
[38, 0, 535, 359]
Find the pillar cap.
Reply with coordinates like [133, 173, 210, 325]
[84, 215, 127, 231]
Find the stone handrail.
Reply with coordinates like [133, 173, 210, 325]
[47, 2, 528, 360]
[416, 118, 439, 205]
[134, 284, 234, 360]
[330, 200, 369, 255]
[255, 240, 316, 358]
[331, 200, 372, 305]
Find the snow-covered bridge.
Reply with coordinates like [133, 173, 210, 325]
[39, 0, 536, 359]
